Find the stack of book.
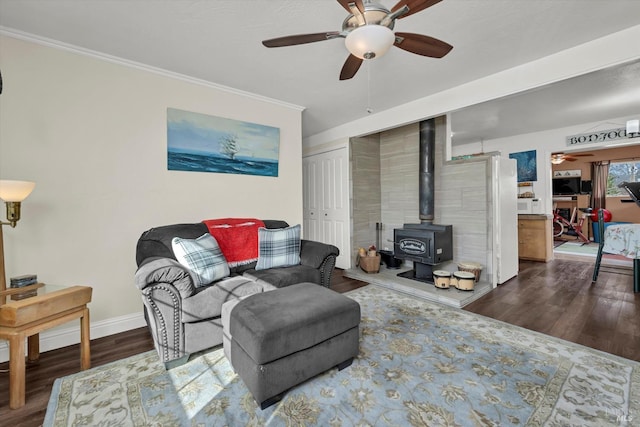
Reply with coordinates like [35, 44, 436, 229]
[10, 274, 38, 288]
[9, 274, 39, 300]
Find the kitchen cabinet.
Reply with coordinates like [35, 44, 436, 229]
[518, 214, 553, 262]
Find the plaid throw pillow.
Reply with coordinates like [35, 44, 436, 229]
[172, 234, 230, 287]
[255, 224, 301, 270]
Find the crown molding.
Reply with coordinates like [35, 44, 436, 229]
[0, 26, 305, 112]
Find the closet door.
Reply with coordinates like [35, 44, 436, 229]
[303, 148, 350, 269]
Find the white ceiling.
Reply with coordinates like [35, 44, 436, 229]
[1, 0, 640, 141]
[450, 59, 640, 145]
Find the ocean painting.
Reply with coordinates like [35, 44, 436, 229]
[509, 149, 537, 182]
[167, 108, 280, 177]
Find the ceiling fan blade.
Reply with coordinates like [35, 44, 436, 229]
[340, 54, 363, 80]
[558, 153, 594, 161]
[391, 0, 442, 19]
[262, 32, 341, 48]
[394, 32, 453, 58]
[337, 0, 365, 14]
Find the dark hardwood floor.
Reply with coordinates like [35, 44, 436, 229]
[1, 258, 637, 425]
[465, 258, 640, 362]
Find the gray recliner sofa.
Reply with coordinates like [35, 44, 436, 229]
[134, 219, 339, 367]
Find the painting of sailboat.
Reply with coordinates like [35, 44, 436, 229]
[167, 108, 280, 177]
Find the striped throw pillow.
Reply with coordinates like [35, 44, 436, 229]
[172, 234, 230, 287]
[255, 224, 301, 270]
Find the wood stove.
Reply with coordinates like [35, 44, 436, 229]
[392, 118, 453, 283]
[394, 223, 453, 282]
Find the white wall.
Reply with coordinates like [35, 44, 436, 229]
[451, 116, 640, 214]
[303, 25, 640, 149]
[0, 34, 303, 358]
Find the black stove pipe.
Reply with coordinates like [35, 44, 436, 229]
[419, 118, 436, 224]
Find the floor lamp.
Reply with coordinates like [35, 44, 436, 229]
[0, 180, 36, 292]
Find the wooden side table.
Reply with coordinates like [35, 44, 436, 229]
[0, 283, 92, 409]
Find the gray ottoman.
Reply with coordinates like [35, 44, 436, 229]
[223, 282, 361, 409]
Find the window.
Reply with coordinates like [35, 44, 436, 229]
[607, 160, 640, 196]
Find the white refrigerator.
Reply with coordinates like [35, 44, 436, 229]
[491, 156, 519, 285]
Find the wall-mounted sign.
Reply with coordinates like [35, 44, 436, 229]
[566, 127, 630, 146]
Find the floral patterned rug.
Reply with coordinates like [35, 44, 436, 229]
[45, 285, 639, 426]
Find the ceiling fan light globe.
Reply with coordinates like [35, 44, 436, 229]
[345, 25, 395, 60]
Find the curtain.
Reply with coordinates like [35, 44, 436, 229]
[591, 160, 610, 210]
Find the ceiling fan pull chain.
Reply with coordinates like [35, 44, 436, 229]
[366, 61, 373, 114]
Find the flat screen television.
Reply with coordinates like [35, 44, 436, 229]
[553, 177, 581, 195]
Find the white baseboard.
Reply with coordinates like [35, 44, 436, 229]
[0, 312, 147, 363]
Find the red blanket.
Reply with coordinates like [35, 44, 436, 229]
[202, 218, 265, 267]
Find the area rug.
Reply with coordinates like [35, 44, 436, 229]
[44, 285, 640, 426]
[554, 241, 634, 266]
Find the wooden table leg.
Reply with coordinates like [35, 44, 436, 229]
[80, 307, 91, 370]
[27, 333, 40, 362]
[9, 333, 26, 409]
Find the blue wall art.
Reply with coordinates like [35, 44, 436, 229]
[509, 149, 537, 182]
[167, 108, 280, 177]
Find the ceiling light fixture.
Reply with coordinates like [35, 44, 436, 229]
[345, 25, 395, 60]
[550, 154, 565, 165]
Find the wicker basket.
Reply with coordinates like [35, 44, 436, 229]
[359, 254, 381, 274]
[457, 261, 483, 282]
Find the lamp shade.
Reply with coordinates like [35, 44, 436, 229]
[345, 25, 395, 60]
[0, 180, 36, 202]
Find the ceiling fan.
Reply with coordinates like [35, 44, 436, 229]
[550, 153, 594, 164]
[262, 0, 453, 80]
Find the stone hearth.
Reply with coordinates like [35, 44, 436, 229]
[344, 265, 492, 308]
